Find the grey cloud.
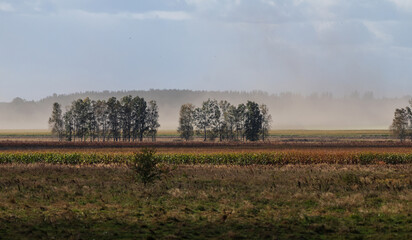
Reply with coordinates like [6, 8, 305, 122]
[0, 2, 14, 12]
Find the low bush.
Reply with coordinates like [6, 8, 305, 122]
[128, 148, 164, 186]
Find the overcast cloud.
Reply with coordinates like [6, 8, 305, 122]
[0, 0, 411, 101]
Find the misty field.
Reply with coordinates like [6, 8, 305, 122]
[0, 163, 411, 239]
[0, 129, 392, 142]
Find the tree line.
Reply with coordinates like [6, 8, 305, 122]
[178, 99, 272, 142]
[391, 99, 412, 142]
[49, 96, 160, 142]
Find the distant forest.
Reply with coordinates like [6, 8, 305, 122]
[0, 90, 410, 129]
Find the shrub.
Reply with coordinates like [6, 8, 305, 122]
[128, 148, 163, 186]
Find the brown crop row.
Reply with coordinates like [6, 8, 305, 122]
[0, 140, 411, 150]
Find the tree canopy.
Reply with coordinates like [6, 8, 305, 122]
[178, 99, 271, 142]
[391, 100, 412, 142]
[51, 96, 160, 142]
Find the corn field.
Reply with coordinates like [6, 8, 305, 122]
[1, 152, 411, 165]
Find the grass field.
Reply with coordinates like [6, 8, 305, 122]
[0, 164, 410, 239]
[269, 129, 390, 137]
[0, 129, 51, 139]
[157, 129, 392, 137]
[0, 133, 410, 239]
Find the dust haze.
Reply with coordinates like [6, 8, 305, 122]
[0, 90, 409, 130]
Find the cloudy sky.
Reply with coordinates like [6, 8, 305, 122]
[0, 0, 411, 102]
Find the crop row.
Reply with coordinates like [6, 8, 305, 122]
[1, 140, 412, 150]
[0, 152, 412, 165]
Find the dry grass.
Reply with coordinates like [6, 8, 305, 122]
[3, 146, 412, 154]
[0, 164, 411, 239]
[0, 129, 51, 135]
[269, 129, 390, 136]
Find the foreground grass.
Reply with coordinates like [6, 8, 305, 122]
[0, 164, 411, 239]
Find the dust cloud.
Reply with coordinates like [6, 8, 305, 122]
[0, 90, 409, 130]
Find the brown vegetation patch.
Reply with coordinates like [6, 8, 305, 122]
[0, 164, 411, 239]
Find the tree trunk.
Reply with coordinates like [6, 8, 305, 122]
[204, 127, 207, 141]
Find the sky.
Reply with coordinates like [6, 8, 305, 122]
[0, 0, 412, 102]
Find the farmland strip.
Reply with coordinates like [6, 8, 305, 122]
[0, 152, 411, 165]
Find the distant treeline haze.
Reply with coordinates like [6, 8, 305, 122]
[49, 97, 271, 142]
[1, 90, 411, 129]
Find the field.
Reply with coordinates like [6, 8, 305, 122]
[0, 129, 392, 142]
[0, 131, 411, 239]
[0, 164, 411, 239]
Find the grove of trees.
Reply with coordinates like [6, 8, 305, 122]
[49, 96, 160, 142]
[178, 99, 272, 142]
[390, 99, 412, 142]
